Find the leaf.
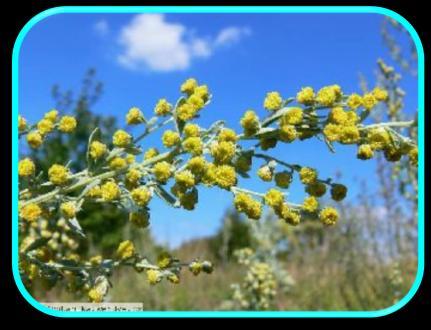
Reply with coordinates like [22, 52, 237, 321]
[66, 217, 86, 238]
[24, 237, 51, 253]
[154, 185, 180, 208]
[86, 127, 102, 171]
[124, 145, 143, 155]
[262, 107, 294, 127]
[56, 259, 80, 268]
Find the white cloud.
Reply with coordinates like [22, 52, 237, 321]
[94, 19, 109, 36]
[117, 14, 250, 72]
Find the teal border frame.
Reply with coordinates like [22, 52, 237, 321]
[12, 6, 424, 318]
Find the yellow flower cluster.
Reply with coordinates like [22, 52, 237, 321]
[177, 78, 210, 121]
[240, 110, 260, 136]
[109, 157, 127, 170]
[131, 187, 152, 207]
[154, 99, 172, 116]
[152, 161, 173, 183]
[316, 85, 342, 106]
[113, 130, 132, 147]
[234, 192, 262, 220]
[280, 107, 303, 125]
[58, 116, 77, 133]
[319, 207, 339, 226]
[263, 92, 283, 111]
[210, 141, 236, 164]
[18, 158, 35, 177]
[129, 211, 150, 228]
[19, 203, 42, 222]
[182, 137, 203, 155]
[100, 180, 121, 201]
[60, 201, 77, 219]
[162, 130, 180, 148]
[89, 141, 107, 160]
[116, 240, 135, 260]
[48, 164, 70, 185]
[126, 107, 145, 125]
[296, 87, 315, 105]
[175, 170, 195, 189]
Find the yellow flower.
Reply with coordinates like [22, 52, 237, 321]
[60, 201, 77, 219]
[319, 207, 339, 226]
[210, 141, 236, 164]
[384, 147, 402, 162]
[126, 107, 145, 125]
[316, 85, 342, 107]
[202, 163, 217, 186]
[280, 107, 303, 125]
[345, 111, 359, 125]
[44, 109, 59, 122]
[146, 269, 161, 285]
[177, 102, 198, 121]
[234, 192, 262, 220]
[168, 274, 180, 284]
[129, 211, 150, 228]
[162, 130, 180, 148]
[296, 87, 315, 105]
[27, 131, 43, 149]
[183, 123, 200, 138]
[37, 119, 54, 136]
[188, 93, 205, 110]
[194, 85, 210, 102]
[408, 146, 418, 166]
[263, 91, 283, 111]
[175, 170, 195, 188]
[215, 165, 237, 189]
[328, 107, 348, 125]
[189, 261, 202, 275]
[48, 164, 70, 185]
[305, 182, 327, 197]
[218, 128, 238, 143]
[346, 93, 363, 110]
[240, 110, 260, 136]
[157, 252, 172, 269]
[234, 154, 252, 173]
[331, 184, 347, 201]
[58, 116, 77, 133]
[116, 240, 135, 260]
[18, 158, 35, 177]
[299, 167, 317, 184]
[125, 168, 142, 185]
[278, 204, 301, 225]
[264, 188, 284, 210]
[87, 185, 102, 198]
[89, 141, 107, 159]
[180, 78, 198, 94]
[339, 125, 360, 144]
[131, 187, 152, 207]
[186, 156, 207, 176]
[257, 165, 273, 182]
[323, 123, 342, 142]
[154, 99, 172, 116]
[152, 161, 172, 183]
[279, 125, 297, 142]
[19, 203, 42, 222]
[88, 288, 103, 303]
[112, 130, 132, 147]
[274, 171, 292, 188]
[372, 87, 388, 102]
[357, 144, 374, 160]
[18, 115, 27, 131]
[302, 196, 318, 212]
[101, 180, 121, 201]
[362, 93, 377, 110]
[109, 157, 127, 170]
[182, 136, 203, 155]
[144, 148, 159, 160]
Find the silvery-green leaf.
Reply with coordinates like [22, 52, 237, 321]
[124, 145, 143, 155]
[154, 185, 180, 208]
[66, 217, 86, 238]
[262, 107, 293, 127]
[24, 237, 51, 253]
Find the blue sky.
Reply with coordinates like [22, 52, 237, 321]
[18, 13, 418, 248]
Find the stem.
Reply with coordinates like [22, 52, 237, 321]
[360, 120, 415, 130]
[253, 153, 297, 170]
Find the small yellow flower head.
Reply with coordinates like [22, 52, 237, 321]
[18, 115, 27, 131]
[281, 107, 303, 125]
[263, 91, 283, 111]
[234, 192, 262, 220]
[44, 109, 59, 122]
[218, 128, 238, 143]
[316, 85, 342, 107]
[296, 87, 315, 105]
[126, 107, 145, 125]
[279, 125, 297, 143]
[182, 136, 203, 155]
[129, 211, 150, 228]
[302, 196, 318, 212]
[202, 163, 217, 186]
[87, 185, 102, 198]
[362, 93, 378, 110]
[58, 116, 77, 133]
[89, 141, 107, 160]
[125, 168, 142, 185]
[144, 148, 159, 160]
[88, 288, 104, 303]
[408, 146, 418, 166]
[131, 186, 152, 207]
[157, 252, 172, 269]
[168, 274, 180, 284]
[331, 184, 347, 201]
[175, 170, 195, 188]
[154, 98, 172, 116]
[357, 144, 374, 160]
[109, 157, 127, 170]
[328, 107, 348, 125]
[339, 125, 360, 144]
[257, 165, 273, 182]
[27, 131, 43, 149]
[194, 85, 210, 102]
[384, 147, 402, 162]
[234, 154, 252, 173]
[179, 188, 198, 210]
[240, 110, 260, 136]
[152, 161, 173, 183]
[101, 180, 121, 201]
[372, 87, 389, 102]
[180, 78, 198, 95]
[215, 165, 237, 189]
[264, 188, 284, 210]
[189, 261, 203, 276]
[48, 164, 70, 185]
[319, 207, 339, 226]
[305, 182, 327, 197]
[274, 171, 292, 188]
[89, 255, 103, 266]
[211, 141, 236, 164]
[345, 111, 359, 125]
[18, 158, 36, 177]
[323, 123, 342, 142]
[126, 154, 135, 164]
[116, 240, 135, 260]
[299, 167, 317, 184]
[347, 93, 363, 110]
[162, 130, 181, 148]
[146, 269, 162, 285]
[188, 93, 205, 110]
[112, 130, 132, 148]
[367, 128, 391, 150]
[260, 137, 277, 150]
[278, 204, 301, 225]
[183, 124, 200, 138]
[19, 203, 42, 222]
[37, 119, 54, 136]
[187, 156, 207, 176]
[177, 102, 198, 121]
[60, 201, 77, 219]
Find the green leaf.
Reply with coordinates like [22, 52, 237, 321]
[24, 237, 51, 253]
[86, 127, 102, 171]
[66, 217, 86, 238]
[154, 185, 179, 208]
